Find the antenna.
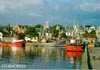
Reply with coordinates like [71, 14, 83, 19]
[73, 19, 79, 28]
[72, 19, 80, 38]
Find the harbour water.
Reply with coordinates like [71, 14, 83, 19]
[0, 45, 82, 69]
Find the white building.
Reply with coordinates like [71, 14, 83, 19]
[96, 26, 100, 40]
[44, 21, 49, 29]
[0, 32, 3, 41]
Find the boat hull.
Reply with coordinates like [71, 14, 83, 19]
[2, 41, 12, 48]
[66, 44, 82, 52]
[2, 40, 23, 48]
[12, 41, 23, 47]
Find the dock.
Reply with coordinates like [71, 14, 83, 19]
[81, 47, 100, 70]
[88, 47, 100, 69]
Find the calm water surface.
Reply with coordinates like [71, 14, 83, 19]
[0, 45, 82, 69]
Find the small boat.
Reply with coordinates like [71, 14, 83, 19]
[1, 38, 23, 48]
[54, 40, 66, 47]
[12, 39, 23, 47]
[34, 42, 55, 47]
[1, 41, 12, 48]
[66, 44, 82, 52]
[66, 38, 83, 52]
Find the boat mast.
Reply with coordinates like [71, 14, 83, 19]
[72, 19, 80, 38]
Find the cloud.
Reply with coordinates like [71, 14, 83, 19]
[80, 3, 100, 11]
[0, 0, 44, 11]
[75, 2, 100, 12]
[0, 0, 99, 26]
[29, 12, 43, 17]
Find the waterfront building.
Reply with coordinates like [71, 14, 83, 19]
[13, 24, 26, 39]
[13, 24, 26, 34]
[44, 21, 49, 29]
[0, 32, 3, 41]
[82, 26, 96, 48]
[96, 26, 100, 41]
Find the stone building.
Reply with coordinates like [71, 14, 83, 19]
[13, 24, 26, 39]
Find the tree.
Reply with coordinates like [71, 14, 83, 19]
[0, 25, 4, 32]
[25, 26, 38, 37]
[34, 24, 43, 28]
[85, 30, 96, 34]
[90, 30, 96, 34]
[61, 33, 66, 38]
[2, 24, 12, 37]
[51, 24, 64, 37]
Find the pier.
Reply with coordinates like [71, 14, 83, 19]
[81, 47, 100, 70]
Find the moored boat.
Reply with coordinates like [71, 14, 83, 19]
[12, 39, 23, 47]
[2, 41, 12, 48]
[1, 37, 23, 48]
[54, 40, 66, 47]
[34, 42, 55, 47]
[65, 38, 83, 52]
[66, 44, 82, 52]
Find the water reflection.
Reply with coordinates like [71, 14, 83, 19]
[12, 47, 24, 63]
[66, 51, 82, 69]
[0, 46, 2, 56]
[0, 46, 82, 69]
[25, 47, 65, 63]
[2, 46, 11, 58]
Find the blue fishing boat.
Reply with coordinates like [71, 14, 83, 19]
[54, 40, 66, 47]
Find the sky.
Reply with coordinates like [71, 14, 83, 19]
[0, 0, 100, 26]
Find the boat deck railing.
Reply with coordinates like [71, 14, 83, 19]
[2, 37, 12, 42]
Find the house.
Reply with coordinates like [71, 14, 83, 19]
[13, 24, 26, 39]
[82, 26, 96, 48]
[13, 24, 26, 34]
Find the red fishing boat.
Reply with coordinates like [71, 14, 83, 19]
[1, 41, 12, 48]
[12, 39, 23, 47]
[66, 44, 82, 52]
[66, 38, 83, 52]
[2, 38, 23, 48]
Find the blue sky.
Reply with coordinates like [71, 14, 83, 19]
[0, 0, 100, 26]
